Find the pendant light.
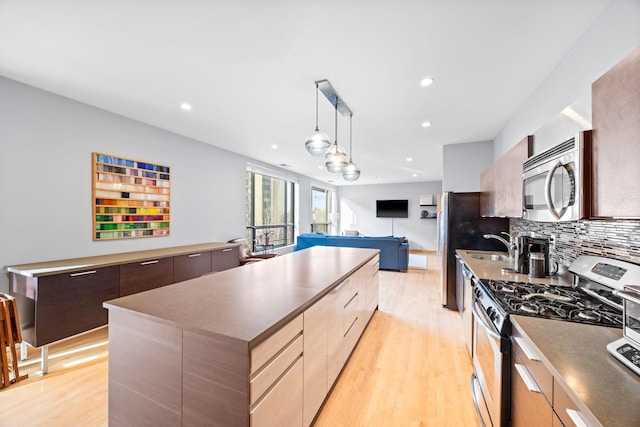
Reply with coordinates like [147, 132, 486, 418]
[325, 97, 348, 173]
[305, 83, 332, 156]
[342, 114, 361, 181]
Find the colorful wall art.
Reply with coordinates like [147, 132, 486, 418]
[93, 153, 171, 240]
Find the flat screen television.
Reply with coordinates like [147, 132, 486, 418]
[376, 199, 409, 218]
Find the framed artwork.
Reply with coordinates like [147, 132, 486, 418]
[419, 194, 434, 206]
[92, 152, 171, 240]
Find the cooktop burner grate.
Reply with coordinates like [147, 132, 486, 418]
[481, 279, 623, 328]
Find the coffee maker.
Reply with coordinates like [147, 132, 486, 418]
[515, 236, 551, 276]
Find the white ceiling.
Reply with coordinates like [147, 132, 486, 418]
[0, 0, 611, 186]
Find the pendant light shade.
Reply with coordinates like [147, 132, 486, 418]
[325, 97, 348, 173]
[305, 83, 331, 156]
[342, 114, 360, 181]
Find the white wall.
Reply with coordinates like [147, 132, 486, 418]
[337, 181, 442, 250]
[0, 76, 317, 292]
[494, 0, 640, 156]
[442, 141, 493, 192]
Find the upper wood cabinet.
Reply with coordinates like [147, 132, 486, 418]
[480, 136, 532, 217]
[591, 46, 640, 218]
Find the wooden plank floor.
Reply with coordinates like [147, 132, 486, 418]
[0, 255, 478, 426]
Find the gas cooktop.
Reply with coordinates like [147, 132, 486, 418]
[481, 279, 623, 328]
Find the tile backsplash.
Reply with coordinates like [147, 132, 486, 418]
[510, 218, 640, 268]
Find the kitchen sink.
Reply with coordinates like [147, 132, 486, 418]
[467, 252, 510, 262]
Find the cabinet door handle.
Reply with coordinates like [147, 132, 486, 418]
[140, 260, 159, 266]
[70, 270, 97, 277]
[514, 336, 541, 361]
[188, 253, 202, 258]
[566, 409, 589, 427]
[222, 248, 233, 252]
[514, 364, 541, 393]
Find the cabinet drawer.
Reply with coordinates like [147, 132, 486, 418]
[251, 335, 303, 405]
[35, 265, 120, 346]
[211, 246, 239, 272]
[512, 329, 553, 402]
[554, 379, 596, 427]
[511, 351, 553, 426]
[251, 314, 303, 374]
[173, 251, 212, 282]
[250, 356, 303, 427]
[343, 292, 359, 337]
[120, 257, 174, 296]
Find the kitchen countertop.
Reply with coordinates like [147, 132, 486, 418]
[104, 246, 379, 347]
[455, 249, 572, 286]
[4, 242, 238, 277]
[512, 315, 640, 427]
[456, 249, 640, 426]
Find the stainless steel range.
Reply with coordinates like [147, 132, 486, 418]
[470, 254, 640, 427]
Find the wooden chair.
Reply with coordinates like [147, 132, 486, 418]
[227, 238, 278, 266]
[0, 293, 27, 387]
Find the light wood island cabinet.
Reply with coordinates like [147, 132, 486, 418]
[104, 246, 379, 427]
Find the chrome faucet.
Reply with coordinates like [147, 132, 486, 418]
[483, 232, 517, 259]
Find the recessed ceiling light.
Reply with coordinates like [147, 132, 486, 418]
[422, 121, 432, 128]
[406, 157, 413, 162]
[180, 103, 192, 111]
[420, 77, 435, 87]
[271, 144, 278, 149]
[413, 173, 418, 177]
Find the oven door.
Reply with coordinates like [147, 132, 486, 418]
[471, 299, 507, 427]
[523, 154, 578, 222]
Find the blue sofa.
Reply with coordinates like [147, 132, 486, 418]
[296, 233, 409, 271]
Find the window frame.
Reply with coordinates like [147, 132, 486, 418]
[245, 170, 296, 252]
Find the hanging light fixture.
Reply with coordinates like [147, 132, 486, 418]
[305, 83, 332, 156]
[325, 96, 348, 173]
[342, 114, 361, 181]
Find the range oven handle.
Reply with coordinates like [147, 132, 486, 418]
[471, 299, 501, 341]
[470, 373, 488, 427]
[544, 160, 568, 220]
[614, 289, 640, 305]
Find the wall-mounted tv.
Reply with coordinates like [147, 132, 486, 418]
[376, 199, 409, 218]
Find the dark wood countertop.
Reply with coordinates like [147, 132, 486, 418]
[104, 246, 379, 347]
[512, 315, 640, 427]
[456, 248, 640, 426]
[4, 242, 238, 277]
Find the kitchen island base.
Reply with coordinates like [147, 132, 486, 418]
[105, 246, 380, 426]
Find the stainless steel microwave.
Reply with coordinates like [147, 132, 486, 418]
[522, 131, 592, 222]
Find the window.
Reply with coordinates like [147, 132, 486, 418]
[311, 187, 332, 233]
[246, 170, 295, 251]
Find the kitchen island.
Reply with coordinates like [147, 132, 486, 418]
[104, 245, 380, 427]
[457, 249, 640, 426]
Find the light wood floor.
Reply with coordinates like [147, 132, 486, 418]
[0, 255, 478, 426]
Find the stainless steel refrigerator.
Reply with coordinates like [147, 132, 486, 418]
[438, 192, 509, 310]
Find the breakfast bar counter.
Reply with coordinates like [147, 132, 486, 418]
[104, 245, 380, 426]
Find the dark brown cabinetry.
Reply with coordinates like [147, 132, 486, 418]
[120, 257, 174, 297]
[211, 246, 239, 272]
[6, 242, 240, 358]
[480, 136, 532, 217]
[12, 265, 120, 347]
[173, 251, 212, 282]
[591, 46, 640, 218]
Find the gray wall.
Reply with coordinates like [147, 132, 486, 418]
[494, 0, 640, 157]
[442, 140, 493, 192]
[337, 181, 442, 250]
[0, 76, 317, 292]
